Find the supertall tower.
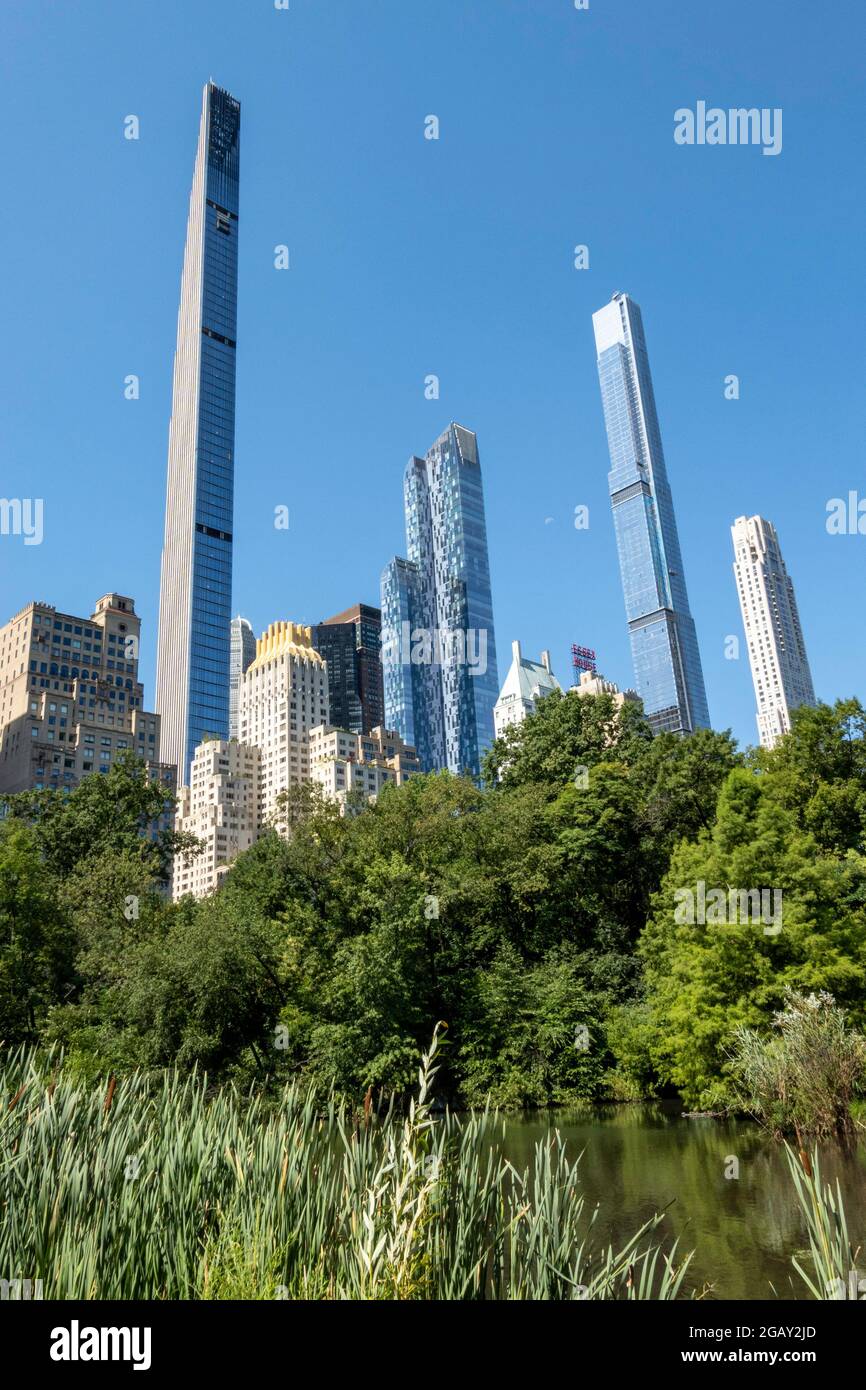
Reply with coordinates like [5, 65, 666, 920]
[731, 514, 815, 748]
[156, 82, 241, 778]
[381, 423, 499, 777]
[592, 292, 709, 735]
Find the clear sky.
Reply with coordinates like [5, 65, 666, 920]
[2, 0, 864, 750]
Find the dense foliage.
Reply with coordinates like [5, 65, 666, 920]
[1, 694, 864, 1118]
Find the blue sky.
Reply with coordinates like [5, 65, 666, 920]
[2, 0, 864, 750]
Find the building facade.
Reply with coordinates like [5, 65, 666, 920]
[493, 641, 561, 738]
[156, 82, 241, 780]
[380, 556, 424, 762]
[381, 423, 499, 777]
[0, 593, 173, 800]
[238, 621, 330, 826]
[173, 719, 420, 896]
[312, 604, 385, 734]
[592, 293, 709, 735]
[309, 724, 421, 810]
[171, 738, 260, 899]
[573, 668, 640, 711]
[731, 514, 816, 748]
[229, 616, 256, 738]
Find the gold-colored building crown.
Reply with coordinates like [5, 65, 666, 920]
[248, 621, 325, 669]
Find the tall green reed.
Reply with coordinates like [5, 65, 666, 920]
[1, 1029, 691, 1300]
[786, 1143, 863, 1300]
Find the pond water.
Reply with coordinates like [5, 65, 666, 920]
[498, 1103, 866, 1300]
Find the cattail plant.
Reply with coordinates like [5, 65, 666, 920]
[0, 1032, 693, 1300]
[786, 1143, 863, 1300]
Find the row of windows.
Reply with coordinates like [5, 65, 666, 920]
[30, 661, 135, 687]
[32, 615, 103, 639]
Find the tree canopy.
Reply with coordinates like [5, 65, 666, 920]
[1, 696, 863, 1115]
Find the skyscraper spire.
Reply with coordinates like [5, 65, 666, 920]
[155, 82, 241, 777]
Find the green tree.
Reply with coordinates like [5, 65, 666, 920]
[755, 698, 866, 854]
[3, 751, 193, 883]
[0, 818, 74, 1043]
[482, 689, 652, 790]
[637, 763, 866, 1108]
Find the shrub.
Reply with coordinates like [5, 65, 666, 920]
[728, 990, 866, 1138]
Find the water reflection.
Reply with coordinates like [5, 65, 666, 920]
[498, 1104, 866, 1300]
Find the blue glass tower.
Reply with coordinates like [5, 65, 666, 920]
[381, 424, 499, 777]
[592, 293, 709, 734]
[156, 83, 240, 778]
[381, 556, 425, 761]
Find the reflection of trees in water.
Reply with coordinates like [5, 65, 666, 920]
[497, 1108, 866, 1300]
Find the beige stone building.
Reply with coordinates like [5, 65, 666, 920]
[309, 724, 421, 810]
[731, 514, 815, 749]
[0, 593, 174, 800]
[172, 625, 420, 895]
[238, 621, 330, 827]
[171, 739, 261, 900]
[572, 668, 639, 710]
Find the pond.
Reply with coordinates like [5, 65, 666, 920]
[499, 1103, 866, 1300]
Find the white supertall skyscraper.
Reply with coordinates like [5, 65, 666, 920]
[731, 515, 816, 749]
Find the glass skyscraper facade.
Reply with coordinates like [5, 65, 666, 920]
[156, 82, 241, 778]
[381, 423, 499, 777]
[592, 293, 709, 735]
[381, 555, 424, 763]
